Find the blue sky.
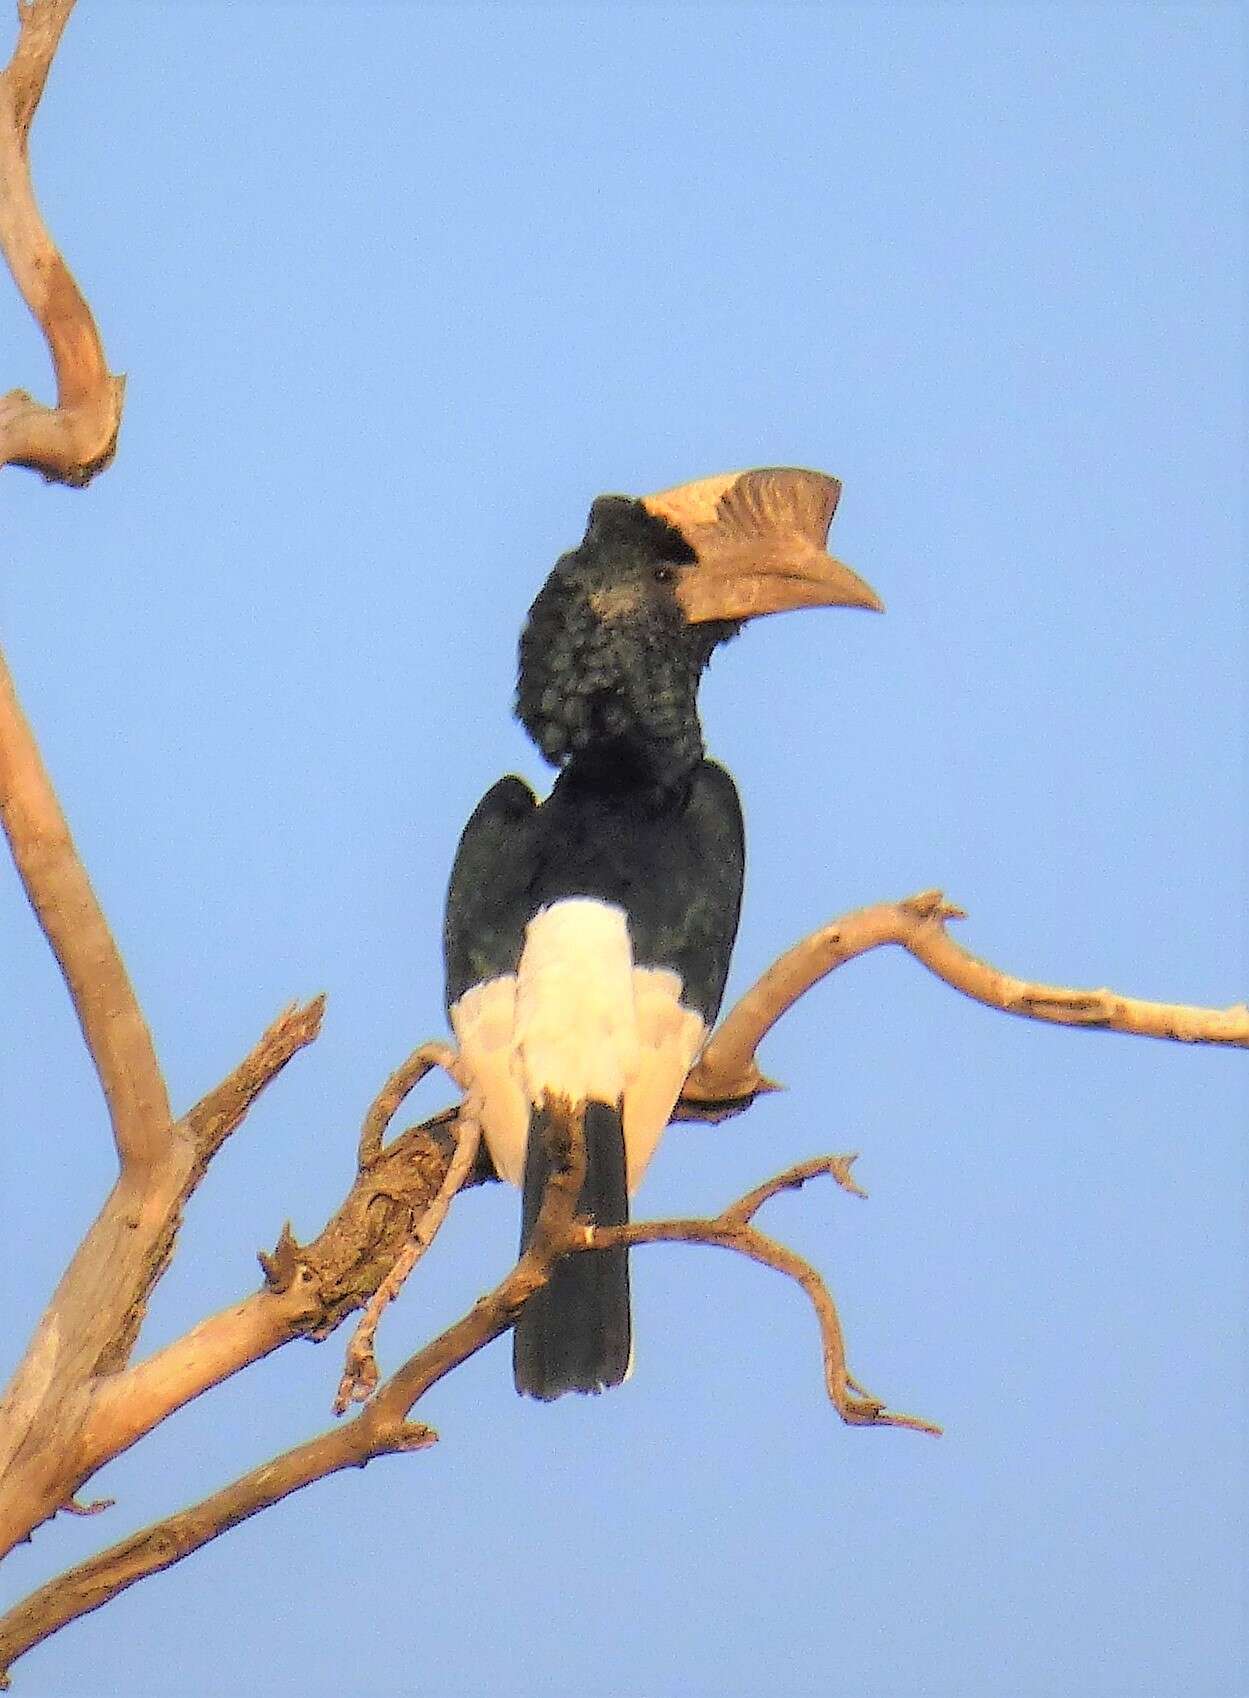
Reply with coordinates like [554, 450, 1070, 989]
[2, 3, 1244, 1694]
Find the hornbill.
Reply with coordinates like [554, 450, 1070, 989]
[443, 468, 882, 1400]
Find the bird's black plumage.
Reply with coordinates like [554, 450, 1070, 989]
[445, 495, 744, 1400]
[516, 496, 738, 788]
[441, 469, 878, 1401]
[444, 758, 744, 1023]
[517, 1099, 632, 1397]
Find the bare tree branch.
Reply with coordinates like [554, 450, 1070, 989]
[357, 1038, 460, 1168]
[28, 870, 1234, 1555]
[0, 1102, 590, 1685]
[0, 998, 324, 1559]
[74, 1097, 475, 1506]
[0, 649, 170, 1168]
[182, 997, 327, 1168]
[0, 0, 124, 483]
[723, 1150, 869, 1217]
[589, 1155, 938, 1436]
[2, 752, 1239, 1641]
[336, 1108, 482, 1411]
[78, 1283, 325, 1479]
[0, 1135, 931, 1682]
[0, 638, 458, 1562]
[685, 888, 1249, 1105]
[0, 855, 1237, 1675]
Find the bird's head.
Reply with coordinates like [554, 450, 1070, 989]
[517, 468, 882, 781]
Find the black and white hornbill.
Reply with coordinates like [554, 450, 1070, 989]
[443, 468, 882, 1401]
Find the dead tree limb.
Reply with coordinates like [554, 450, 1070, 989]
[336, 1107, 482, 1412]
[0, 620, 478, 1570]
[684, 888, 1249, 1106]
[0, 648, 169, 1167]
[0, 993, 325, 1560]
[589, 1154, 937, 1435]
[0, 1104, 589, 1686]
[0, 0, 124, 483]
[3, 632, 1241, 1665]
[0, 995, 489, 1568]
[0, 1136, 926, 1683]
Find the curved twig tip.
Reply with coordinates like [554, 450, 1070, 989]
[358, 1039, 460, 1169]
[60, 1495, 114, 1518]
[828, 1153, 868, 1199]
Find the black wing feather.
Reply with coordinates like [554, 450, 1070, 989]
[653, 759, 744, 1021]
[444, 761, 744, 1020]
[443, 775, 538, 1009]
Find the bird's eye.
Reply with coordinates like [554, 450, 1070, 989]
[653, 565, 677, 585]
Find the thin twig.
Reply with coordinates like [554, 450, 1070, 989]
[357, 1039, 459, 1168]
[723, 1153, 867, 1223]
[590, 1155, 938, 1436]
[59, 1496, 113, 1519]
[182, 997, 327, 1165]
[335, 1111, 482, 1412]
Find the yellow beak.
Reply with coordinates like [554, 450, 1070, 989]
[640, 467, 883, 625]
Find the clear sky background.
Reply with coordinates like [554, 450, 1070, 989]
[2, 3, 1245, 1695]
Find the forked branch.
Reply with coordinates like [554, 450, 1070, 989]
[0, 1106, 590, 1685]
[0, 1139, 916, 1683]
[590, 1155, 938, 1435]
[0, 0, 124, 483]
[0, 997, 325, 1561]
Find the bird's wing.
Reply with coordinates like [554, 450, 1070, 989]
[444, 776, 540, 1185]
[632, 758, 745, 1022]
[443, 775, 539, 1009]
[621, 759, 745, 1187]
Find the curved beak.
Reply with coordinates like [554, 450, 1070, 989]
[674, 547, 883, 624]
[641, 466, 883, 626]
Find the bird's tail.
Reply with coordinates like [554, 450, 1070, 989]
[513, 1097, 630, 1400]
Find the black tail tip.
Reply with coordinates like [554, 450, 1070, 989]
[514, 1353, 630, 1402]
[512, 1258, 631, 1401]
[516, 1098, 632, 1401]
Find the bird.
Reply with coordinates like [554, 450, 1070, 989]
[442, 467, 882, 1400]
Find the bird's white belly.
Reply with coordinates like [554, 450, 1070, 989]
[450, 897, 707, 1192]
